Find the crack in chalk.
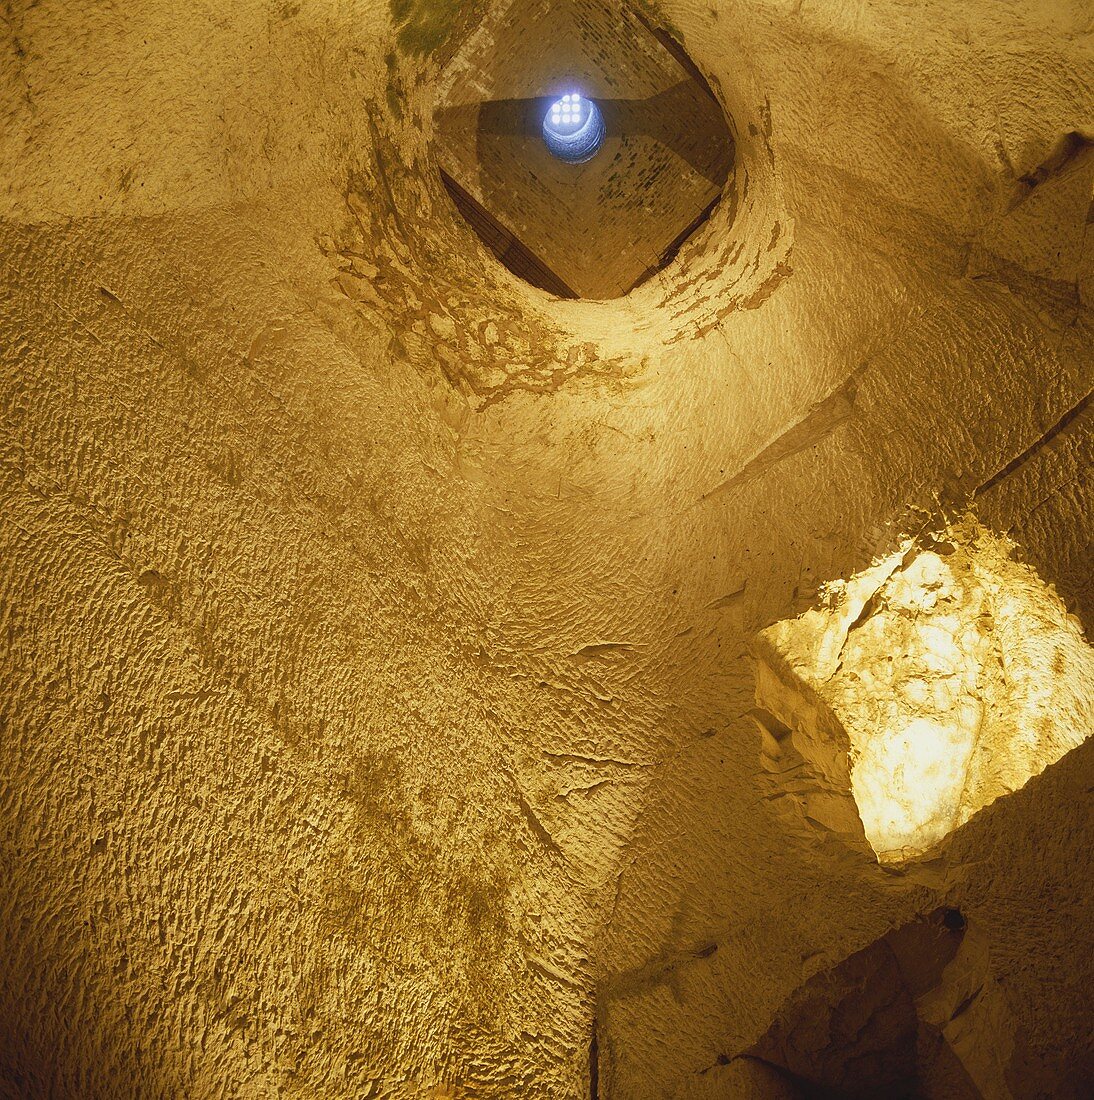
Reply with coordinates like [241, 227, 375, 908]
[556, 779, 613, 799]
[696, 302, 929, 504]
[541, 751, 654, 768]
[589, 1015, 600, 1100]
[706, 582, 747, 609]
[950, 983, 985, 1022]
[698, 365, 866, 503]
[1008, 131, 1094, 213]
[826, 539, 920, 680]
[526, 954, 583, 990]
[974, 389, 1092, 499]
[504, 770, 564, 857]
[569, 641, 639, 660]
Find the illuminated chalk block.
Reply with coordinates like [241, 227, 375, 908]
[753, 518, 1094, 861]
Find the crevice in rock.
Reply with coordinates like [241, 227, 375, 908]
[973, 389, 1092, 500]
[589, 1014, 600, 1100]
[698, 365, 866, 502]
[1010, 130, 1094, 211]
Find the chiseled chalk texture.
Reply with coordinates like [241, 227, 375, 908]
[0, 0, 1092, 1097]
[755, 517, 1094, 861]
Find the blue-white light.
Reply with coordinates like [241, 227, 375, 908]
[542, 93, 605, 164]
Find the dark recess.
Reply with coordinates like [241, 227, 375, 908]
[589, 1016, 599, 1100]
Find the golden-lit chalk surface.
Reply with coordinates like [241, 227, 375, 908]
[0, 0, 1092, 1097]
[755, 517, 1094, 862]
